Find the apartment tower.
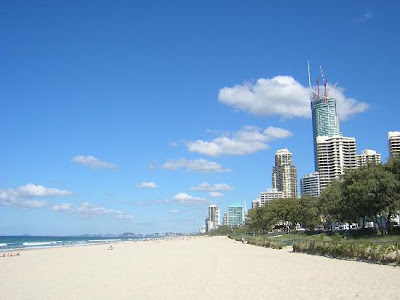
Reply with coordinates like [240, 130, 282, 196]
[357, 149, 382, 167]
[300, 172, 320, 197]
[272, 148, 298, 198]
[316, 136, 357, 190]
[388, 131, 400, 158]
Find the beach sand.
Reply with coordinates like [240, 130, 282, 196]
[0, 236, 399, 299]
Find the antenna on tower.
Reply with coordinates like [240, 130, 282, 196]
[307, 60, 312, 92]
[316, 78, 320, 97]
[320, 65, 328, 99]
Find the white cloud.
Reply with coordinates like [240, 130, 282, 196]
[218, 76, 368, 120]
[72, 155, 118, 169]
[161, 158, 231, 173]
[136, 182, 159, 189]
[0, 183, 72, 209]
[186, 126, 292, 156]
[356, 9, 373, 23]
[21, 200, 48, 208]
[190, 183, 232, 191]
[52, 203, 71, 212]
[73, 202, 133, 219]
[171, 193, 208, 205]
[209, 192, 223, 198]
[17, 183, 73, 198]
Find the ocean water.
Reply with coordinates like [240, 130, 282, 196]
[0, 236, 143, 251]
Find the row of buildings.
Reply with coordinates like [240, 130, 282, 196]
[252, 69, 400, 207]
[202, 203, 245, 233]
[201, 67, 400, 232]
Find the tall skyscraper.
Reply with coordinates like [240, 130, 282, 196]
[357, 149, 382, 167]
[228, 203, 244, 227]
[300, 172, 320, 197]
[207, 204, 220, 231]
[316, 135, 357, 190]
[388, 131, 400, 158]
[311, 93, 341, 170]
[272, 148, 298, 198]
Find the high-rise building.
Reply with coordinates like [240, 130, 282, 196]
[300, 172, 320, 197]
[222, 212, 229, 226]
[311, 93, 341, 170]
[260, 188, 284, 206]
[357, 149, 382, 167]
[272, 148, 298, 198]
[228, 203, 244, 227]
[316, 135, 357, 190]
[207, 204, 220, 231]
[251, 198, 261, 209]
[388, 131, 400, 158]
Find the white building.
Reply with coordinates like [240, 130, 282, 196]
[272, 148, 298, 198]
[316, 135, 357, 191]
[300, 172, 320, 197]
[207, 204, 220, 232]
[222, 212, 229, 226]
[252, 198, 261, 209]
[260, 188, 284, 206]
[388, 131, 400, 158]
[357, 149, 382, 167]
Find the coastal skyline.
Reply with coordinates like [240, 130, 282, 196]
[1, 1, 400, 235]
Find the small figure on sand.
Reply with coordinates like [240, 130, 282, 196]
[107, 245, 114, 250]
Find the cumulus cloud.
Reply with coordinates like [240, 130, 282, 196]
[0, 184, 132, 220]
[136, 182, 159, 189]
[209, 192, 223, 198]
[218, 76, 368, 120]
[160, 158, 231, 173]
[51, 203, 71, 212]
[0, 183, 72, 209]
[72, 155, 118, 169]
[190, 183, 232, 191]
[73, 202, 133, 219]
[186, 125, 292, 156]
[171, 193, 208, 205]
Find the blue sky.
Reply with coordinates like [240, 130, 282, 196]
[1, 1, 399, 235]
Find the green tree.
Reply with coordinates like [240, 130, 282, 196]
[319, 179, 343, 224]
[297, 195, 321, 230]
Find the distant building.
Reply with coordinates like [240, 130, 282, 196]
[200, 225, 206, 234]
[252, 198, 261, 209]
[388, 131, 400, 158]
[272, 148, 298, 198]
[260, 188, 284, 206]
[207, 220, 214, 232]
[228, 203, 245, 227]
[207, 204, 220, 231]
[300, 172, 320, 197]
[317, 135, 357, 191]
[222, 212, 229, 226]
[357, 149, 382, 167]
[311, 92, 341, 170]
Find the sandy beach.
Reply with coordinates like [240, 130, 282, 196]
[1, 236, 399, 299]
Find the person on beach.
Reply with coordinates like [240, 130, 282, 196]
[108, 245, 114, 250]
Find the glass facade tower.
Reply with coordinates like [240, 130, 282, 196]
[311, 93, 341, 170]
